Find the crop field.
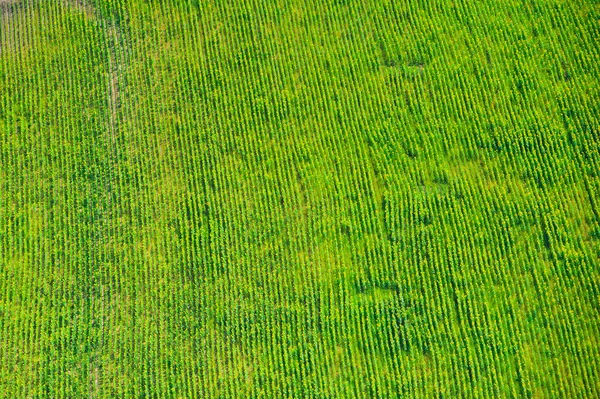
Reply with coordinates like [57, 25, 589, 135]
[0, 0, 599, 397]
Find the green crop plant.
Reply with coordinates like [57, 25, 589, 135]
[0, 0, 599, 397]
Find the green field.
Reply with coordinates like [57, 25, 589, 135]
[1, 0, 599, 397]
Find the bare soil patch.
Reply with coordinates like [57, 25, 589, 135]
[68, 0, 96, 19]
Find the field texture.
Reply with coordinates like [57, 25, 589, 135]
[1, 0, 599, 397]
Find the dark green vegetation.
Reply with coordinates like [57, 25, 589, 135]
[1, 0, 599, 397]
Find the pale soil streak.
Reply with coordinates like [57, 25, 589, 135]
[94, 30, 122, 397]
[87, 18, 129, 399]
[0, 0, 19, 55]
[60, 3, 126, 398]
[67, 0, 95, 19]
[106, 23, 121, 145]
[87, 22, 125, 399]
